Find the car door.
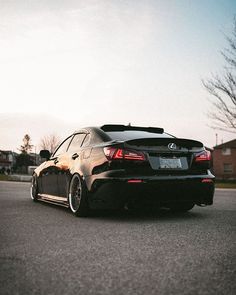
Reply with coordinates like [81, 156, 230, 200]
[57, 133, 87, 197]
[40, 135, 73, 196]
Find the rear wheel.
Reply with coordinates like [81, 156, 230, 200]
[169, 202, 195, 213]
[68, 174, 89, 217]
[30, 174, 38, 202]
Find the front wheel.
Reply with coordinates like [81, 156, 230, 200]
[30, 174, 38, 202]
[68, 174, 89, 217]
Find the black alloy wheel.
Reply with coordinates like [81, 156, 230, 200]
[68, 174, 89, 217]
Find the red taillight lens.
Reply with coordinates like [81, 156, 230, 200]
[104, 147, 146, 161]
[103, 147, 117, 160]
[194, 150, 211, 162]
[123, 150, 146, 161]
[113, 149, 124, 159]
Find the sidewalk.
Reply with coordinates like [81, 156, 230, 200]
[0, 174, 32, 182]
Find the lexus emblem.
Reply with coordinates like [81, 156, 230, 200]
[168, 143, 177, 150]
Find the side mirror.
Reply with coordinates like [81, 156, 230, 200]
[40, 150, 51, 160]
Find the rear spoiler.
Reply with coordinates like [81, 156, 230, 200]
[101, 124, 164, 134]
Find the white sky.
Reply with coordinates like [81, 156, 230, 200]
[0, 0, 236, 151]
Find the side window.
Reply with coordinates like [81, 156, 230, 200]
[52, 136, 73, 157]
[67, 133, 86, 153]
[81, 134, 91, 147]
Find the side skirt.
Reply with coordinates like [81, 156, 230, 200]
[38, 194, 69, 208]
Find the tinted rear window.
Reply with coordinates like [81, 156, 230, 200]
[106, 131, 174, 141]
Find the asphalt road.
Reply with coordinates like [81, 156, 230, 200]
[0, 181, 235, 295]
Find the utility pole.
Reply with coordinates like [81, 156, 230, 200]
[35, 145, 36, 165]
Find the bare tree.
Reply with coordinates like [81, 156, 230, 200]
[203, 18, 236, 133]
[39, 134, 61, 154]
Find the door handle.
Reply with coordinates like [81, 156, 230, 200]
[72, 153, 79, 160]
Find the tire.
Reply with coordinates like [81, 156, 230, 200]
[30, 174, 38, 202]
[68, 174, 89, 217]
[169, 202, 195, 213]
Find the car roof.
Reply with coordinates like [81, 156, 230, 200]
[73, 127, 111, 143]
[72, 124, 165, 144]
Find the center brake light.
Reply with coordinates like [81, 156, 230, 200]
[104, 147, 146, 161]
[194, 150, 211, 162]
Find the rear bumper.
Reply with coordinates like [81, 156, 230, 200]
[86, 173, 215, 209]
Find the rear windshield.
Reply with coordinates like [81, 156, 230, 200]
[106, 131, 174, 141]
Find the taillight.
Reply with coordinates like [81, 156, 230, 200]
[194, 150, 211, 162]
[113, 149, 124, 159]
[104, 147, 146, 161]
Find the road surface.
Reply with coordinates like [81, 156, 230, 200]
[0, 181, 235, 295]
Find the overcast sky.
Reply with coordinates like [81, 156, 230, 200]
[0, 0, 236, 152]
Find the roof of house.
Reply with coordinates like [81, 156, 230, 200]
[0, 150, 13, 154]
[214, 139, 236, 149]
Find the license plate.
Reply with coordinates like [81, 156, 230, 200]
[159, 158, 182, 169]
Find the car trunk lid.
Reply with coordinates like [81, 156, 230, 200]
[123, 138, 204, 172]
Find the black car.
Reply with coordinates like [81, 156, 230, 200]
[31, 124, 215, 216]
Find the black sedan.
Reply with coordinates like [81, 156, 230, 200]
[31, 124, 215, 216]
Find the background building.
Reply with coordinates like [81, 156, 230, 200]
[0, 150, 16, 174]
[212, 139, 236, 179]
[0, 150, 42, 174]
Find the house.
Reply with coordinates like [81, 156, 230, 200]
[212, 139, 236, 179]
[0, 151, 42, 174]
[0, 150, 16, 174]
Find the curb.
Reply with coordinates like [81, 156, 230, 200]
[8, 175, 32, 182]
